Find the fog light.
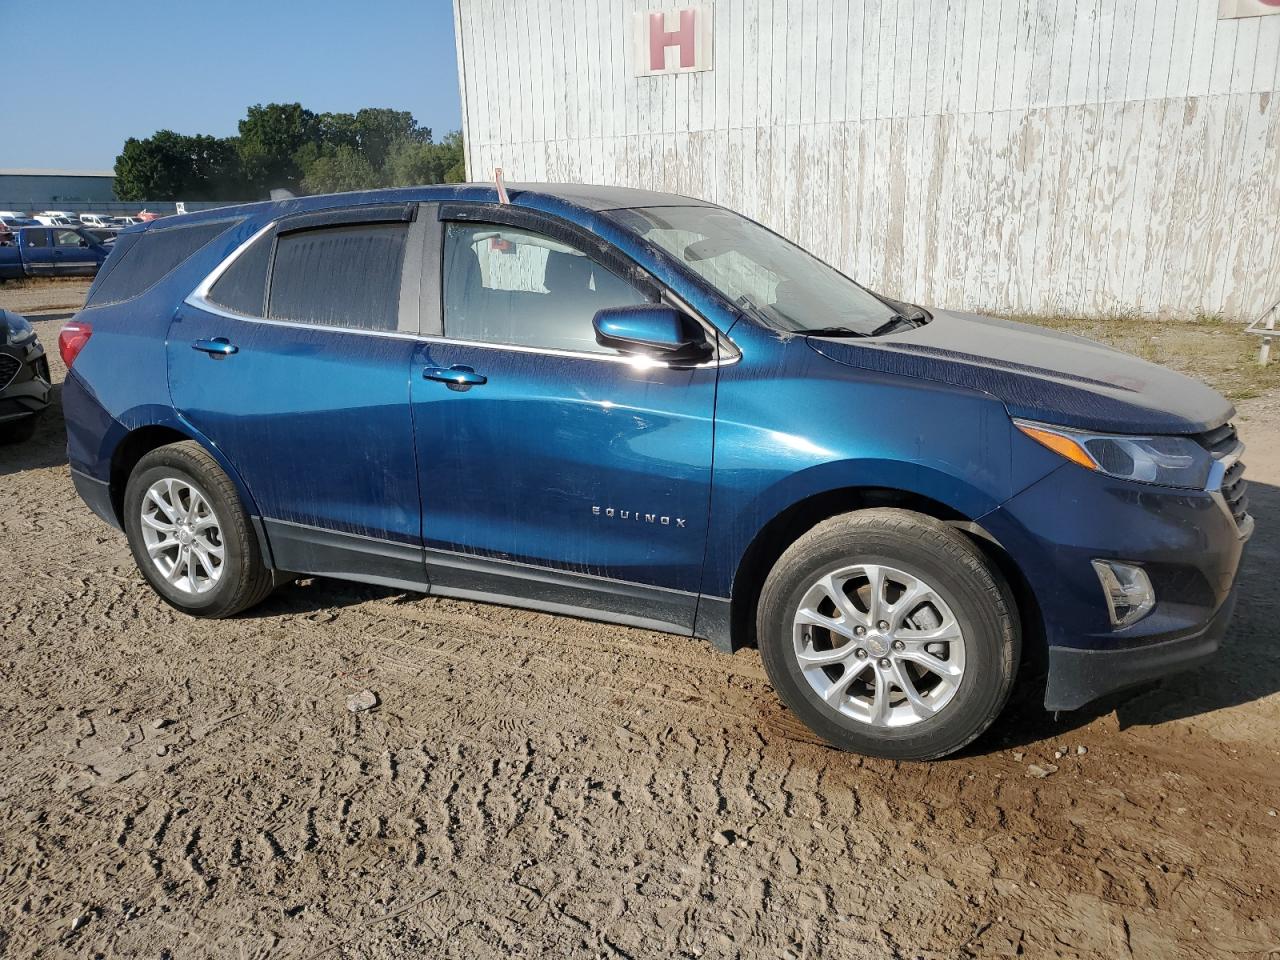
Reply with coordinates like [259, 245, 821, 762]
[1091, 560, 1155, 627]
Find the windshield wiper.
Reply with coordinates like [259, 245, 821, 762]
[868, 312, 925, 337]
[792, 325, 866, 337]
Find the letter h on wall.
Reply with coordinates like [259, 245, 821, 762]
[635, 6, 712, 76]
[649, 9, 696, 70]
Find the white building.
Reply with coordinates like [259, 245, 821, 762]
[452, 0, 1280, 320]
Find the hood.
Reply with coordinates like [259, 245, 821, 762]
[806, 309, 1233, 435]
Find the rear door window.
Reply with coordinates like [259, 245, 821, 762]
[267, 223, 408, 332]
[25, 230, 49, 248]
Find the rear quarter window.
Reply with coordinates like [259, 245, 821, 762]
[85, 220, 238, 308]
[207, 228, 274, 318]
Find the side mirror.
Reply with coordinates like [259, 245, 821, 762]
[593, 305, 712, 365]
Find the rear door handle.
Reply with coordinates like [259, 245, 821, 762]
[423, 365, 487, 388]
[192, 337, 238, 356]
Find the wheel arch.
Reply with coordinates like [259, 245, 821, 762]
[720, 486, 1044, 659]
[106, 418, 274, 568]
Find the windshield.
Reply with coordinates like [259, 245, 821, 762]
[608, 205, 903, 335]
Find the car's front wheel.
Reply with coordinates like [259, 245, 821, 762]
[757, 508, 1019, 760]
[123, 441, 274, 618]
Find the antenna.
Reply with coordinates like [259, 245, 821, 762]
[494, 168, 510, 205]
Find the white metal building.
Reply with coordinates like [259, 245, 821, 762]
[452, 1, 1280, 320]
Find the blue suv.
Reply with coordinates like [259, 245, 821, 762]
[61, 184, 1251, 759]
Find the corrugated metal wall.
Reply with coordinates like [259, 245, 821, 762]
[453, 0, 1280, 320]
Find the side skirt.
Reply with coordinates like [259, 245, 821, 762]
[261, 518, 703, 638]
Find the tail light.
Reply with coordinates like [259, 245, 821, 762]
[58, 321, 93, 368]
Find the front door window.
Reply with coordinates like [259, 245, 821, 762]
[442, 223, 650, 355]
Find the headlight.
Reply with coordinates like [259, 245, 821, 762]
[1015, 419, 1212, 489]
[2, 314, 34, 345]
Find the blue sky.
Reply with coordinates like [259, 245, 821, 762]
[2, 0, 463, 170]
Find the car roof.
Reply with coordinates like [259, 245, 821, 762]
[502, 182, 711, 211]
[138, 182, 714, 233]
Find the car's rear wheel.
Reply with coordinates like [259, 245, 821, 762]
[123, 440, 274, 617]
[757, 508, 1019, 760]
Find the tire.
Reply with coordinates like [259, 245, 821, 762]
[0, 415, 38, 444]
[123, 440, 274, 618]
[757, 508, 1019, 760]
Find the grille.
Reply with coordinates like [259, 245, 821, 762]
[1195, 423, 1249, 530]
[0, 354, 19, 392]
[1197, 422, 1238, 457]
[1221, 460, 1249, 527]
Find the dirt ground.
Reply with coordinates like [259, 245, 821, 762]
[2, 280, 1278, 959]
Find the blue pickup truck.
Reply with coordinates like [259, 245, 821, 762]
[0, 225, 112, 282]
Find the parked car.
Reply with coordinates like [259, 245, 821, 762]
[78, 213, 117, 229]
[33, 211, 79, 226]
[136, 211, 162, 223]
[60, 185, 1251, 760]
[115, 216, 141, 227]
[0, 309, 50, 443]
[0, 225, 112, 281]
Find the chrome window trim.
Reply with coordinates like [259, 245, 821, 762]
[185, 217, 741, 368]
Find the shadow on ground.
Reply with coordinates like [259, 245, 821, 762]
[0, 383, 63, 476]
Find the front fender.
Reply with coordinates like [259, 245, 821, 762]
[700, 456, 1012, 603]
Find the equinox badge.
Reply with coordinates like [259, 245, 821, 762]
[593, 505, 686, 527]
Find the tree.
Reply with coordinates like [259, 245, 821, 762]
[437, 130, 467, 183]
[113, 131, 244, 201]
[300, 145, 383, 195]
[115, 102, 464, 200]
[350, 108, 430, 171]
[384, 131, 466, 188]
[236, 102, 319, 195]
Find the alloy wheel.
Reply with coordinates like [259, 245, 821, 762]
[791, 563, 966, 727]
[138, 477, 225, 595]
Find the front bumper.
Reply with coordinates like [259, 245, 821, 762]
[0, 339, 51, 423]
[981, 460, 1250, 711]
[1044, 584, 1238, 710]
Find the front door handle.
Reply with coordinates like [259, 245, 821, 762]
[192, 337, 238, 356]
[423, 365, 487, 388]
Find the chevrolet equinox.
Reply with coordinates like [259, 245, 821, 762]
[61, 184, 1252, 759]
